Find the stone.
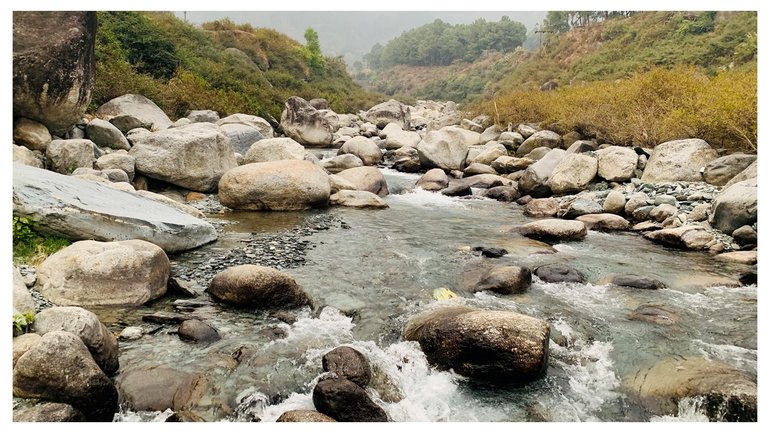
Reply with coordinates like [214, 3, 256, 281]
[95, 94, 172, 131]
[499, 131, 524, 145]
[330, 190, 388, 209]
[576, 213, 630, 231]
[603, 190, 627, 214]
[13, 144, 45, 168]
[218, 123, 264, 155]
[566, 140, 598, 154]
[649, 204, 678, 223]
[129, 122, 237, 192]
[336, 166, 389, 197]
[523, 147, 552, 161]
[473, 266, 532, 295]
[13, 331, 118, 421]
[461, 118, 484, 133]
[463, 163, 497, 175]
[217, 113, 274, 138]
[416, 168, 449, 191]
[534, 264, 584, 283]
[280, 96, 333, 146]
[384, 129, 421, 150]
[644, 225, 715, 250]
[119, 327, 143, 341]
[13, 12, 96, 135]
[479, 125, 501, 145]
[365, 99, 411, 129]
[416, 128, 472, 171]
[13, 164, 216, 253]
[276, 410, 336, 422]
[561, 131, 583, 148]
[702, 154, 756, 186]
[12, 333, 41, 368]
[170, 118, 192, 128]
[519, 219, 587, 243]
[654, 194, 677, 206]
[338, 136, 383, 165]
[715, 251, 757, 265]
[622, 357, 756, 421]
[13, 118, 52, 152]
[610, 274, 664, 290]
[710, 178, 757, 234]
[102, 168, 130, 183]
[208, 264, 311, 309]
[732, 225, 757, 246]
[36, 239, 169, 307]
[134, 190, 205, 219]
[524, 198, 559, 217]
[516, 130, 562, 156]
[596, 146, 637, 182]
[13, 401, 86, 422]
[313, 378, 388, 422]
[482, 185, 521, 202]
[322, 154, 365, 174]
[517, 124, 539, 139]
[13, 267, 36, 314]
[624, 192, 650, 215]
[559, 198, 604, 219]
[491, 155, 530, 173]
[86, 118, 130, 150]
[45, 139, 96, 174]
[187, 109, 219, 123]
[724, 161, 757, 189]
[472, 142, 508, 166]
[219, 160, 330, 211]
[404, 307, 550, 384]
[547, 153, 597, 194]
[328, 174, 358, 194]
[117, 366, 208, 412]
[629, 304, 680, 325]
[95, 151, 135, 180]
[688, 203, 711, 222]
[178, 319, 220, 343]
[518, 149, 567, 197]
[322, 346, 372, 387]
[243, 137, 305, 164]
[33, 306, 119, 375]
[641, 139, 718, 183]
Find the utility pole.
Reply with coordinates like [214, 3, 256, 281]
[535, 26, 554, 54]
[183, 11, 187, 23]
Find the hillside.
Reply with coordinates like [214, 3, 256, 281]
[91, 12, 380, 124]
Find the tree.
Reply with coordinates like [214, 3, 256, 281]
[304, 27, 324, 72]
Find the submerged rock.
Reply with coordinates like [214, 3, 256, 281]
[329, 190, 388, 209]
[629, 304, 680, 325]
[117, 366, 208, 412]
[610, 274, 664, 290]
[312, 378, 388, 422]
[403, 306, 550, 385]
[178, 319, 221, 343]
[207, 264, 312, 309]
[534, 264, 585, 284]
[472, 266, 532, 294]
[322, 346, 372, 388]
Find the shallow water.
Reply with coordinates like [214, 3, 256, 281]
[108, 164, 756, 422]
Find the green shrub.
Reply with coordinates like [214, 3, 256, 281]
[12, 217, 72, 266]
[13, 311, 36, 336]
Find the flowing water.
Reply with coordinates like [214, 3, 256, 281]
[108, 163, 756, 422]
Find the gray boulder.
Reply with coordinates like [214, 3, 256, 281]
[519, 219, 587, 242]
[597, 146, 637, 182]
[473, 266, 532, 295]
[516, 130, 561, 156]
[479, 125, 501, 145]
[464, 163, 497, 175]
[13, 117, 52, 152]
[219, 160, 330, 210]
[649, 204, 678, 223]
[13, 144, 45, 169]
[610, 274, 664, 290]
[365, 99, 411, 129]
[417, 128, 475, 171]
[724, 161, 757, 188]
[218, 123, 264, 155]
[13, 331, 118, 421]
[328, 174, 358, 194]
[471, 142, 507, 166]
[516, 124, 539, 139]
[95, 94, 172, 131]
[644, 225, 715, 250]
[33, 306, 119, 375]
[187, 109, 219, 123]
[559, 199, 603, 219]
[404, 306, 550, 384]
[13, 12, 96, 135]
[603, 190, 627, 214]
[208, 264, 312, 309]
[576, 213, 630, 231]
[710, 178, 757, 234]
[548, 153, 597, 194]
[45, 139, 96, 174]
[534, 264, 584, 283]
[313, 378, 388, 422]
[518, 149, 567, 197]
[385, 128, 421, 150]
[321, 154, 364, 174]
[95, 151, 135, 181]
[416, 168, 449, 191]
[702, 154, 756, 186]
[330, 190, 388, 209]
[336, 166, 389, 197]
[338, 136, 383, 166]
[217, 113, 274, 138]
[36, 239, 169, 307]
[641, 139, 718, 183]
[13, 267, 35, 314]
[243, 137, 305, 164]
[86, 118, 130, 150]
[13, 164, 216, 252]
[524, 198, 559, 217]
[280, 96, 333, 146]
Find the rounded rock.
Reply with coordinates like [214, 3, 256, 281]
[207, 264, 312, 309]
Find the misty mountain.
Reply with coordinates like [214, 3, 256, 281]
[174, 11, 546, 65]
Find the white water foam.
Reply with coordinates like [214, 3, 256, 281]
[693, 339, 758, 373]
[386, 187, 468, 208]
[649, 397, 711, 422]
[113, 408, 174, 422]
[379, 167, 422, 181]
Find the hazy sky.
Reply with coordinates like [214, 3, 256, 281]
[174, 11, 547, 64]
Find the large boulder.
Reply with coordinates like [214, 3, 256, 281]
[277, 410, 336, 422]
[516, 130, 562, 156]
[117, 366, 208, 412]
[338, 136, 383, 166]
[702, 154, 756, 186]
[280, 96, 333, 146]
[45, 139, 96, 175]
[219, 160, 330, 210]
[36, 239, 169, 307]
[644, 225, 714, 250]
[518, 149, 567, 197]
[575, 213, 630, 231]
[217, 123, 264, 155]
[640, 139, 718, 183]
[384, 128, 421, 150]
[596, 146, 637, 182]
[13, 401, 86, 422]
[724, 161, 757, 189]
[313, 378, 388, 422]
[13, 164, 217, 253]
[33, 306, 119, 375]
[603, 190, 627, 214]
[13, 12, 96, 135]
[243, 137, 305, 164]
[519, 219, 587, 242]
[322, 346, 372, 387]
[329, 190, 388, 209]
[416, 127, 478, 170]
[709, 178, 757, 234]
[13, 144, 45, 168]
[95, 94, 172, 132]
[321, 154, 364, 174]
[187, 109, 219, 123]
[86, 118, 130, 150]
[558, 198, 603, 219]
[404, 307, 549, 384]
[622, 357, 756, 421]
[178, 319, 220, 343]
[129, 122, 237, 192]
[547, 153, 597, 194]
[217, 113, 274, 138]
[416, 168, 449, 191]
[471, 142, 508, 166]
[13, 331, 118, 421]
[207, 264, 312, 309]
[336, 166, 389, 197]
[472, 266, 532, 295]
[95, 151, 135, 181]
[365, 99, 411, 129]
[13, 118, 52, 152]
[524, 198, 559, 217]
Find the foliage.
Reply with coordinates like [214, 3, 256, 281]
[92, 12, 381, 123]
[13, 217, 35, 246]
[13, 311, 36, 336]
[365, 17, 526, 68]
[476, 66, 756, 151]
[304, 27, 325, 73]
[12, 217, 72, 266]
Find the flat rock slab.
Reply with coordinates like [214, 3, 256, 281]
[13, 164, 217, 253]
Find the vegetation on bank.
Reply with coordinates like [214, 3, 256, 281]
[92, 12, 381, 123]
[13, 216, 71, 266]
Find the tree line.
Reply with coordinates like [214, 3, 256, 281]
[542, 11, 636, 33]
[364, 17, 527, 69]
